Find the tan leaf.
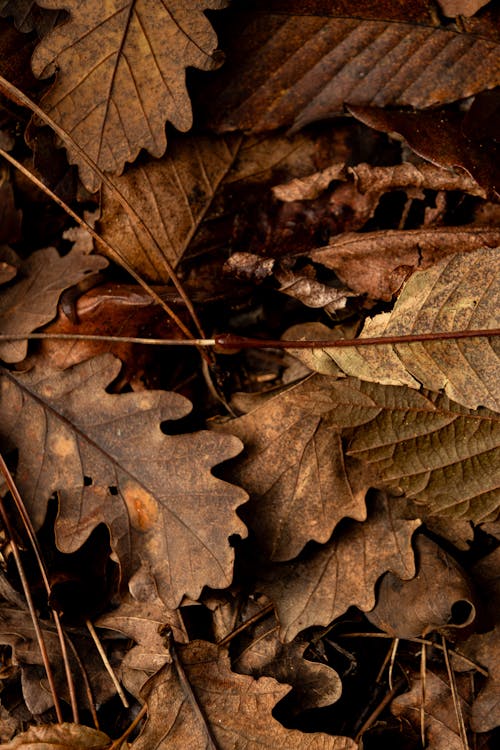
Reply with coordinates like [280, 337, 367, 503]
[308, 248, 500, 411]
[0, 245, 108, 363]
[259, 491, 418, 642]
[131, 640, 356, 749]
[0, 722, 111, 749]
[31, 0, 228, 191]
[437, 1, 491, 18]
[99, 133, 241, 279]
[203, 0, 500, 134]
[366, 535, 477, 638]
[214, 375, 376, 561]
[0, 354, 247, 607]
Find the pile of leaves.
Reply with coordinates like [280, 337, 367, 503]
[0, 1, 499, 748]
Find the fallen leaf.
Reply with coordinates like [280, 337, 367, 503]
[131, 640, 356, 749]
[0, 1, 65, 36]
[0, 165, 22, 245]
[31, 0, 229, 191]
[99, 133, 241, 279]
[259, 491, 418, 642]
[202, 0, 500, 134]
[0, 354, 247, 607]
[391, 668, 472, 750]
[460, 625, 500, 732]
[437, 0, 491, 18]
[214, 374, 375, 561]
[0, 245, 18, 285]
[0, 722, 111, 749]
[309, 248, 500, 411]
[0, 245, 108, 363]
[311, 227, 500, 300]
[366, 534, 477, 638]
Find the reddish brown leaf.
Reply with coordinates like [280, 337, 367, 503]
[437, 0, 491, 17]
[202, 0, 500, 134]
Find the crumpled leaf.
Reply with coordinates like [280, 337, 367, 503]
[0, 245, 108, 363]
[31, 0, 228, 191]
[311, 227, 500, 301]
[203, 0, 500, 134]
[366, 534, 477, 638]
[308, 248, 500, 411]
[259, 491, 419, 642]
[99, 133, 240, 279]
[0, 722, 111, 749]
[391, 668, 472, 750]
[131, 640, 356, 749]
[214, 375, 375, 561]
[460, 625, 500, 732]
[0, 354, 247, 607]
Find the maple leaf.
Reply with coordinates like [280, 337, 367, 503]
[308, 248, 500, 411]
[258, 491, 419, 642]
[131, 640, 357, 749]
[30, 0, 229, 192]
[0, 354, 247, 607]
[202, 0, 500, 134]
[0, 245, 108, 363]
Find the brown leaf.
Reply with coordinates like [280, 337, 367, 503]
[0, 722, 111, 749]
[31, 0, 228, 191]
[0, 245, 18, 285]
[0, 1, 65, 36]
[0, 166, 22, 246]
[437, 0, 491, 18]
[460, 625, 500, 732]
[0, 354, 247, 607]
[308, 248, 500, 411]
[391, 668, 472, 750]
[203, 0, 500, 134]
[366, 535, 477, 638]
[349, 104, 500, 198]
[0, 245, 108, 363]
[131, 640, 356, 749]
[214, 375, 375, 561]
[311, 227, 500, 300]
[259, 491, 419, 642]
[99, 133, 240, 280]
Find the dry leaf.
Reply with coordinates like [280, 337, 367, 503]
[0, 165, 22, 245]
[0, 1, 65, 36]
[99, 133, 240, 279]
[311, 227, 500, 301]
[259, 491, 419, 642]
[366, 535, 477, 638]
[203, 0, 500, 134]
[436, 0, 491, 18]
[460, 625, 500, 732]
[0, 722, 111, 749]
[309, 248, 500, 411]
[0, 354, 247, 607]
[31, 0, 229, 191]
[0, 245, 108, 363]
[131, 640, 356, 749]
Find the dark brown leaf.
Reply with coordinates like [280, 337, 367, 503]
[460, 626, 500, 732]
[0, 1, 66, 36]
[0, 722, 111, 749]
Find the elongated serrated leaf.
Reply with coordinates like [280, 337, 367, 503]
[0, 354, 247, 607]
[31, 0, 228, 191]
[310, 249, 500, 411]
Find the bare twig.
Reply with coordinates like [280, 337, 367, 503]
[86, 619, 129, 709]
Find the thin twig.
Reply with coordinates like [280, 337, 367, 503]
[108, 703, 147, 750]
[442, 635, 469, 750]
[0, 332, 215, 345]
[420, 642, 426, 748]
[86, 619, 129, 709]
[388, 637, 399, 691]
[354, 677, 405, 743]
[216, 602, 275, 648]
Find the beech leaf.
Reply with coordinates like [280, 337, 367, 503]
[0, 354, 247, 607]
[0, 245, 108, 363]
[31, 0, 228, 191]
[132, 640, 356, 749]
[308, 249, 500, 411]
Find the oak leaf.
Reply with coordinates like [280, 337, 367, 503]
[308, 249, 500, 411]
[31, 0, 228, 191]
[0, 1, 65, 36]
[460, 625, 500, 732]
[0, 723, 111, 750]
[0, 354, 247, 607]
[131, 640, 356, 749]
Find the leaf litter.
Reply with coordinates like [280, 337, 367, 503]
[0, 0, 498, 747]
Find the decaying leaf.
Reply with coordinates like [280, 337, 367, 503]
[0, 245, 108, 363]
[259, 491, 418, 642]
[0, 722, 111, 749]
[0, 354, 247, 607]
[366, 535, 477, 638]
[308, 249, 500, 411]
[203, 0, 500, 134]
[31, 0, 229, 191]
[99, 133, 240, 279]
[132, 640, 356, 749]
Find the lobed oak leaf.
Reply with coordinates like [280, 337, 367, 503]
[0, 353, 247, 608]
[0, 1, 65, 36]
[131, 640, 356, 749]
[31, 0, 229, 192]
[0, 245, 108, 363]
[306, 248, 500, 411]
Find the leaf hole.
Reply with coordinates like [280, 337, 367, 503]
[83, 475, 93, 486]
[450, 599, 475, 627]
[109, 485, 119, 495]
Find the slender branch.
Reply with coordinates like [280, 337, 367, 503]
[86, 619, 129, 709]
[0, 333, 216, 345]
